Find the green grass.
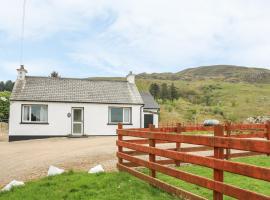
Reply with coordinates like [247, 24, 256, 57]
[0, 171, 179, 200]
[147, 156, 270, 200]
[1, 156, 269, 200]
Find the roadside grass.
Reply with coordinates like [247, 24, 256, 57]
[0, 171, 179, 200]
[1, 156, 268, 200]
[146, 155, 270, 200]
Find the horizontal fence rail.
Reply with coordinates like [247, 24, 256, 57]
[116, 122, 270, 200]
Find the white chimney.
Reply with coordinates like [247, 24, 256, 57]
[126, 71, 135, 84]
[17, 65, 28, 80]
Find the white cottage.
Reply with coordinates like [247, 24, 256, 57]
[9, 66, 159, 141]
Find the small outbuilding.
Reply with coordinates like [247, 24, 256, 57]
[139, 92, 160, 128]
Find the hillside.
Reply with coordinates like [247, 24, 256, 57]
[136, 79, 270, 123]
[138, 65, 270, 83]
[88, 65, 270, 123]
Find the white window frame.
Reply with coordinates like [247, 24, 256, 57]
[22, 104, 48, 123]
[108, 107, 131, 124]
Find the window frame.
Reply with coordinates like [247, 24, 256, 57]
[21, 104, 49, 124]
[108, 106, 132, 125]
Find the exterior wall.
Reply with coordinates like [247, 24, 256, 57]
[9, 101, 143, 136]
[142, 109, 159, 127]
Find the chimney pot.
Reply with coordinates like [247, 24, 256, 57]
[16, 65, 28, 80]
[126, 71, 135, 84]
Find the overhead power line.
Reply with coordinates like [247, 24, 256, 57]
[20, 0, 27, 65]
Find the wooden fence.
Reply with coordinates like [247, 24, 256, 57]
[116, 122, 270, 200]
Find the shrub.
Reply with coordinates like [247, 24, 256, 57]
[231, 100, 237, 107]
[0, 91, 11, 121]
[212, 107, 224, 116]
[184, 109, 197, 122]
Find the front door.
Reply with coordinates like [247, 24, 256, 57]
[144, 114, 154, 128]
[72, 108, 84, 135]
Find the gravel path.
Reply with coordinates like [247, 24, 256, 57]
[0, 136, 243, 188]
[0, 137, 118, 187]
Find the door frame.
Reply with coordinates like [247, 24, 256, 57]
[144, 113, 154, 128]
[71, 107, 84, 135]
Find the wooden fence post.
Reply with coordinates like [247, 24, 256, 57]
[225, 122, 231, 160]
[117, 123, 123, 165]
[149, 124, 156, 178]
[213, 125, 224, 200]
[266, 121, 270, 156]
[175, 123, 182, 167]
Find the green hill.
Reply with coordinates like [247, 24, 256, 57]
[138, 65, 270, 83]
[136, 79, 270, 123]
[89, 65, 270, 123]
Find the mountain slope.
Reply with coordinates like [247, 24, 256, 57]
[138, 65, 270, 83]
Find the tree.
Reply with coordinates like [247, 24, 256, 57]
[0, 81, 4, 91]
[160, 83, 169, 101]
[0, 81, 14, 92]
[149, 83, 160, 99]
[169, 83, 178, 101]
[4, 80, 14, 91]
[50, 71, 60, 78]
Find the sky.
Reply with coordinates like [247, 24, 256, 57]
[0, 0, 270, 81]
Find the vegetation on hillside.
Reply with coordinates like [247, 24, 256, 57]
[138, 65, 270, 83]
[136, 79, 270, 123]
[149, 83, 179, 102]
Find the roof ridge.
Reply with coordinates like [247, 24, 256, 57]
[11, 75, 144, 104]
[26, 76, 128, 82]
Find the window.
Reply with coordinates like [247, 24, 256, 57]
[109, 107, 131, 124]
[22, 105, 48, 123]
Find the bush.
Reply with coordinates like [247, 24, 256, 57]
[184, 109, 197, 122]
[212, 107, 224, 116]
[0, 91, 11, 121]
[224, 113, 238, 122]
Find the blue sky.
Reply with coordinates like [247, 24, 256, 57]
[1, 0, 270, 81]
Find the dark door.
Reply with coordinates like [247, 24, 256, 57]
[144, 114, 153, 128]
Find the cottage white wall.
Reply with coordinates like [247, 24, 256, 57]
[9, 101, 143, 136]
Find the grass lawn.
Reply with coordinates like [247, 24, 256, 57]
[152, 155, 270, 199]
[0, 171, 179, 200]
[0, 156, 269, 200]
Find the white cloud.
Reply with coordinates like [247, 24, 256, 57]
[0, 58, 71, 79]
[0, 0, 270, 79]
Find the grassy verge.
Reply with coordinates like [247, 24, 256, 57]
[149, 156, 270, 199]
[0, 171, 179, 200]
[1, 156, 268, 200]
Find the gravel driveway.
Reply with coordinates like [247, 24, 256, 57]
[0, 137, 118, 187]
[0, 136, 243, 188]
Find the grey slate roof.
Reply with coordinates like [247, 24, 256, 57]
[10, 76, 144, 104]
[139, 92, 160, 109]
